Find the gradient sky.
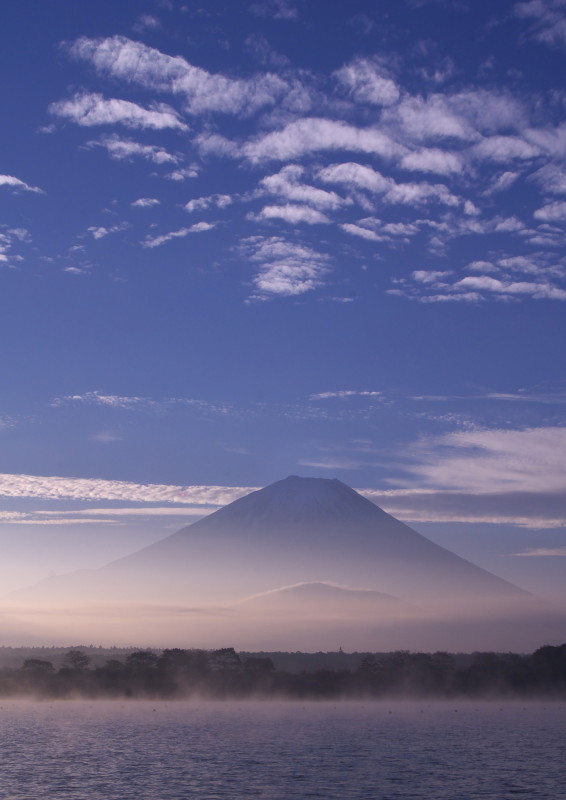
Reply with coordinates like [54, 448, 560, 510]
[1, 0, 566, 604]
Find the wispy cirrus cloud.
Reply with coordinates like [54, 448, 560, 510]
[242, 235, 331, 299]
[318, 162, 390, 194]
[249, 0, 298, 20]
[309, 390, 383, 400]
[484, 171, 520, 195]
[0, 472, 250, 506]
[52, 390, 147, 409]
[165, 166, 200, 181]
[52, 389, 235, 417]
[143, 222, 215, 248]
[0, 175, 44, 194]
[513, 547, 566, 556]
[383, 89, 526, 144]
[297, 456, 369, 470]
[318, 161, 462, 209]
[241, 118, 402, 163]
[394, 270, 566, 302]
[131, 197, 160, 208]
[259, 165, 347, 210]
[400, 148, 464, 175]
[184, 194, 232, 213]
[67, 36, 289, 116]
[87, 222, 128, 239]
[534, 200, 566, 222]
[1, 506, 211, 527]
[0, 227, 31, 267]
[362, 487, 566, 528]
[514, 0, 566, 47]
[334, 57, 400, 107]
[471, 135, 540, 163]
[254, 204, 331, 225]
[1, 469, 564, 529]
[87, 135, 179, 164]
[396, 425, 566, 494]
[49, 92, 188, 130]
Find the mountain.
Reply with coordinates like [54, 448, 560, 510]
[11, 475, 526, 606]
[4, 475, 563, 651]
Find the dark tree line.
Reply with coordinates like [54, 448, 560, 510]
[1, 644, 565, 699]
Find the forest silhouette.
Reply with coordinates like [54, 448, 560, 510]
[1, 644, 565, 699]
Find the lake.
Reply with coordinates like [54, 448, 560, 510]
[0, 700, 564, 799]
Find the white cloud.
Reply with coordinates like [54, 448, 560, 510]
[309, 390, 382, 399]
[67, 36, 289, 116]
[472, 136, 540, 163]
[242, 118, 402, 163]
[524, 122, 566, 158]
[362, 487, 566, 528]
[530, 163, 566, 194]
[2, 471, 564, 529]
[386, 181, 461, 207]
[71, 507, 208, 517]
[91, 431, 121, 443]
[242, 235, 331, 299]
[249, 0, 298, 20]
[88, 135, 179, 164]
[318, 162, 461, 208]
[412, 269, 452, 284]
[131, 197, 160, 208]
[334, 57, 400, 107]
[384, 90, 526, 144]
[534, 200, 566, 221]
[143, 222, 215, 248]
[255, 204, 331, 224]
[49, 92, 188, 130]
[399, 426, 566, 494]
[341, 218, 422, 243]
[196, 133, 241, 158]
[454, 275, 566, 299]
[400, 148, 464, 175]
[87, 223, 128, 239]
[0, 174, 43, 194]
[514, 0, 566, 48]
[245, 33, 290, 68]
[513, 547, 566, 556]
[497, 254, 555, 275]
[184, 194, 232, 213]
[484, 171, 520, 194]
[54, 390, 147, 409]
[467, 260, 497, 272]
[318, 162, 390, 193]
[0, 472, 251, 506]
[259, 165, 346, 210]
[133, 14, 160, 32]
[165, 166, 199, 181]
[0, 227, 32, 267]
[54, 390, 236, 417]
[297, 457, 367, 470]
[340, 223, 382, 241]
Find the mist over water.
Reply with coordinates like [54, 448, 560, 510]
[1, 700, 564, 799]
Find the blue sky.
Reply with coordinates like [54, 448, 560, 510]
[1, 0, 566, 603]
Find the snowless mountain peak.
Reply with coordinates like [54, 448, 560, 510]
[200, 474, 385, 528]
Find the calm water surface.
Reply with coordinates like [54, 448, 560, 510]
[0, 700, 564, 799]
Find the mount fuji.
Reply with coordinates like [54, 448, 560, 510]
[4, 476, 563, 651]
